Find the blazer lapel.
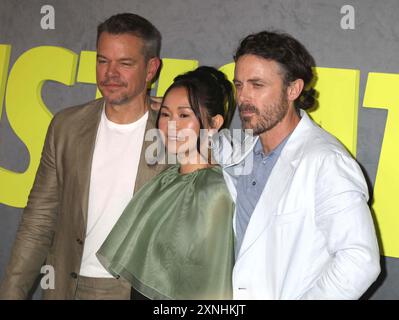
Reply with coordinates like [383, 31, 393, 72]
[76, 99, 103, 230]
[236, 111, 313, 260]
[236, 156, 297, 260]
[133, 107, 167, 194]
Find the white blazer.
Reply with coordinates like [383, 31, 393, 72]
[218, 111, 380, 299]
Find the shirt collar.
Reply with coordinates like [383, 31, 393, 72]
[253, 133, 292, 158]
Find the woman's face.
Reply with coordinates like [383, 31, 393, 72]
[158, 86, 202, 157]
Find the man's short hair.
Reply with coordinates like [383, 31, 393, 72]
[97, 13, 161, 61]
[234, 31, 316, 110]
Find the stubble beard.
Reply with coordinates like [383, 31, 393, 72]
[105, 94, 130, 106]
[239, 93, 289, 136]
[99, 78, 130, 106]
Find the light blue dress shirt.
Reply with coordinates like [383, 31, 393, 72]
[235, 135, 290, 256]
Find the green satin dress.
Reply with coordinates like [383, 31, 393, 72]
[96, 165, 235, 300]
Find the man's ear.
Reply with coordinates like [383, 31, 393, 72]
[146, 57, 161, 83]
[286, 79, 304, 102]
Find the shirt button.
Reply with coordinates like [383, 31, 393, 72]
[252, 181, 256, 186]
[70, 272, 78, 279]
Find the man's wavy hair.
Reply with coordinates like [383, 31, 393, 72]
[234, 31, 316, 110]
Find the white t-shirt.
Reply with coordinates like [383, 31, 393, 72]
[79, 106, 148, 278]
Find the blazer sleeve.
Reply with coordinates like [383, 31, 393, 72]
[0, 117, 59, 299]
[300, 152, 381, 300]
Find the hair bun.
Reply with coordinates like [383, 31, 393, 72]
[297, 88, 316, 110]
[170, 66, 236, 129]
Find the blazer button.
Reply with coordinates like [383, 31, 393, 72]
[70, 272, 78, 279]
[76, 238, 83, 245]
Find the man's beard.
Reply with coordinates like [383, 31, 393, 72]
[100, 78, 130, 105]
[238, 93, 289, 136]
[105, 94, 130, 106]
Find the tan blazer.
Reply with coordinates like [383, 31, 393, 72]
[0, 98, 168, 299]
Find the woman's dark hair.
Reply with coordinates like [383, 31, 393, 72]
[157, 66, 236, 131]
[234, 30, 316, 110]
[97, 13, 161, 61]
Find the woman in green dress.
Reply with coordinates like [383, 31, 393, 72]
[96, 66, 236, 300]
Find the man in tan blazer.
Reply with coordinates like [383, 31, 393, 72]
[0, 13, 167, 299]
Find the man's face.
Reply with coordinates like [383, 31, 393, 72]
[96, 32, 156, 106]
[234, 54, 289, 135]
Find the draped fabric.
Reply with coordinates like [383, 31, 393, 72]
[97, 165, 235, 300]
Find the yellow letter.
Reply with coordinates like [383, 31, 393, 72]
[77, 50, 102, 98]
[0, 46, 78, 208]
[309, 67, 360, 156]
[363, 72, 399, 258]
[0, 44, 11, 120]
[155, 58, 198, 97]
[219, 62, 235, 83]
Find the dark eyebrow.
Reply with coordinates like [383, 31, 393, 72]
[160, 105, 192, 111]
[96, 55, 135, 63]
[233, 78, 265, 84]
[118, 58, 134, 62]
[248, 78, 264, 83]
